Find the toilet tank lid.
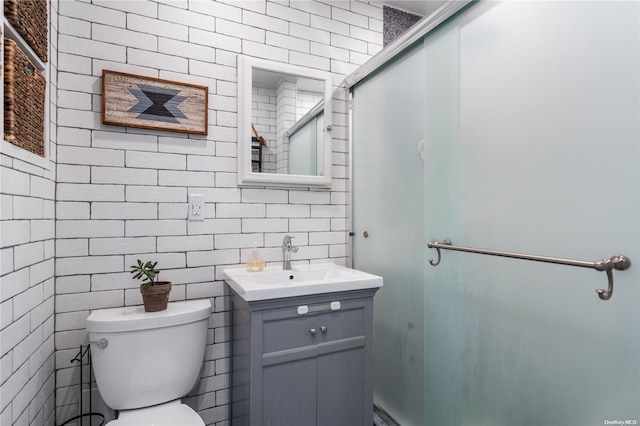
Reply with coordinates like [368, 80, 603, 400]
[86, 299, 211, 333]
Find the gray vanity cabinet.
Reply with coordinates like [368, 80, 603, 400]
[230, 288, 377, 426]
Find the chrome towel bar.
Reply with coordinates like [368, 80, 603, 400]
[427, 240, 631, 301]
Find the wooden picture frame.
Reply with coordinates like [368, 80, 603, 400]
[102, 70, 208, 135]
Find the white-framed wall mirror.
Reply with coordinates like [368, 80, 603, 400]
[237, 56, 333, 188]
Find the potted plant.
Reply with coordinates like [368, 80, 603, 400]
[130, 259, 172, 312]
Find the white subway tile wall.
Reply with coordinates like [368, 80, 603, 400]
[0, 2, 58, 425]
[1, 2, 383, 425]
[58, 0, 382, 425]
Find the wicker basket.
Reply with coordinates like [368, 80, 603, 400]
[4, 38, 46, 157]
[4, 0, 48, 62]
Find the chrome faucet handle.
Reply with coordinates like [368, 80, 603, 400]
[284, 235, 299, 252]
[282, 235, 298, 270]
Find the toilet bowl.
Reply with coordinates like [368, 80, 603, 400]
[107, 400, 203, 426]
[86, 299, 211, 426]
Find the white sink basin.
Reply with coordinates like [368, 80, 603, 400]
[223, 263, 383, 301]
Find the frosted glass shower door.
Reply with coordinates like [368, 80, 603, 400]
[424, 2, 640, 425]
[352, 44, 425, 426]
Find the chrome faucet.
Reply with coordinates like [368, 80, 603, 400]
[282, 235, 299, 270]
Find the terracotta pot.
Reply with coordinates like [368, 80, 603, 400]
[140, 281, 172, 312]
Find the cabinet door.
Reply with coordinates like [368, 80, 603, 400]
[316, 344, 366, 425]
[262, 357, 317, 426]
[261, 308, 318, 426]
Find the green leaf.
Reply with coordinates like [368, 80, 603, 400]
[130, 258, 161, 285]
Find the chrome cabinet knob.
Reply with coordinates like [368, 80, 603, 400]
[320, 326, 328, 334]
[309, 328, 317, 336]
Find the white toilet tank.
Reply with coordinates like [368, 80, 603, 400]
[86, 299, 211, 411]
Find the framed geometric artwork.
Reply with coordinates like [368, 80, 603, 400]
[102, 70, 208, 135]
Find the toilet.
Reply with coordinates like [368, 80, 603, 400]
[86, 299, 211, 426]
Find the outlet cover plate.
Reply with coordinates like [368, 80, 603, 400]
[188, 194, 205, 221]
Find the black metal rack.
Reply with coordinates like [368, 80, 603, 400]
[252, 136, 263, 172]
[60, 345, 105, 425]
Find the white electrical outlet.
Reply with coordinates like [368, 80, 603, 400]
[188, 194, 205, 221]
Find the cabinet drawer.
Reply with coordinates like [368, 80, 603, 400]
[316, 308, 365, 346]
[261, 299, 366, 355]
[262, 314, 317, 354]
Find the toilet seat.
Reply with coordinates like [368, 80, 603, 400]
[106, 400, 204, 426]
